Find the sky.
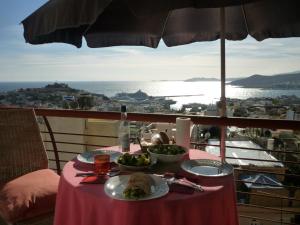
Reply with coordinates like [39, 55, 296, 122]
[0, 1, 300, 82]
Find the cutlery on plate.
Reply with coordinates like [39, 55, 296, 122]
[153, 174, 204, 192]
[171, 178, 204, 192]
[75, 172, 95, 177]
[76, 170, 120, 177]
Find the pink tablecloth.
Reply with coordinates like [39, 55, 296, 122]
[54, 145, 239, 225]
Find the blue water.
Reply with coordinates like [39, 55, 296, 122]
[1, 81, 300, 108]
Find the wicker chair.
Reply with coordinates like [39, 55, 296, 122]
[0, 108, 60, 225]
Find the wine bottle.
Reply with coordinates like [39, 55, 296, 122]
[119, 105, 130, 152]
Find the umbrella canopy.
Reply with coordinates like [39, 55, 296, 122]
[22, 0, 300, 48]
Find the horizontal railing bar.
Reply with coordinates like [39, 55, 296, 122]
[33, 108, 300, 130]
[193, 142, 300, 155]
[225, 156, 299, 165]
[235, 179, 300, 190]
[45, 139, 298, 163]
[41, 131, 118, 139]
[239, 214, 297, 225]
[237, 203, 298, 214]
[49, 159, 68, 163]
[236, 190, 300, 202]
[47, 145, 298, 165]
[44, 140, 108, 148]
[234, 168, 300, 178]
[46, 149, 83, 155]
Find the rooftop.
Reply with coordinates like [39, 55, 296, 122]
[206, 140, 284, 167]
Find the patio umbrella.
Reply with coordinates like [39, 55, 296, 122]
[21, 0, 300, 162]
[22, 0, 300, 49]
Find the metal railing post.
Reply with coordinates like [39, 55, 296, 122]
[220, 7, 226, 163]
[43, 116, 61, 175]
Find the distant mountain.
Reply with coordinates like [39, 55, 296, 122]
[154, 80, 183, 82]
[184, 77, 246, 82]
[226, 77, 247, 81]
[114, 89, 149, 100]
[185, 77, 219, 82]
[230, 72, 300, 89]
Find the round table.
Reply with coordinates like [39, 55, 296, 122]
[54, 145, 239, 225]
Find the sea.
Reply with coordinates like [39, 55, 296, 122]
[1, 81, 300, 109]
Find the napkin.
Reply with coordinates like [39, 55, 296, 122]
[169, 183, 195, 194]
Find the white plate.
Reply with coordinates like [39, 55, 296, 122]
[104, 175, 169, 201]
[77, 150, 122, 164]
[181, 159, 233, 177]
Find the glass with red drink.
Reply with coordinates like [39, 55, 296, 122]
[94, 154, 110, 175]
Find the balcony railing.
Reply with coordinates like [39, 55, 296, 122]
[14, 108, 300, 225]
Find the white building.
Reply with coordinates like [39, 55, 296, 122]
[286, 109, 295, 120]
[206, 140, 284, 168]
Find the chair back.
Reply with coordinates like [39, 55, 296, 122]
[0, 108, 48, 184]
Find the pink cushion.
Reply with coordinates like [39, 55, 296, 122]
[0, 169, 59, 223]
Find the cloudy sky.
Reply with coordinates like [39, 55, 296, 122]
[1, 1, 300, 81]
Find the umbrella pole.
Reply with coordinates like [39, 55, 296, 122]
[220, 7, 226, 164]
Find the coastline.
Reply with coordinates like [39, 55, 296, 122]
[1, 81, 300, 109]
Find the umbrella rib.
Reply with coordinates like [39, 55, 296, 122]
[241, 1, 250, 36]
[160, 10, 172, 43]
[81, 1, 113, 36]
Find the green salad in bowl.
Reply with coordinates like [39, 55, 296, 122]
[148, 144, 188, 163]
[116, 153, 153, 170]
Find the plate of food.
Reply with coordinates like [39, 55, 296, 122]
[77, 150, 122, 164]
[104, 173, 169, 201]
[147, 144, 188, 163]
[181, 159, 234, 177]
[115, 153, 156, 171]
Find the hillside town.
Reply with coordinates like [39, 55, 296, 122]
[0, 83, 177, 113]
[1, 82, 300, 119]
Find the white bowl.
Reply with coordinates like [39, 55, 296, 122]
[147, 144, 188, 163]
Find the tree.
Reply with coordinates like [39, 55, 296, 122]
[69, 101, 78, 109]
[77, 95, 94, 109]
[62, 101, 69, 109]
[272, 99, 280, 105]
[233, 107, 249, 117]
